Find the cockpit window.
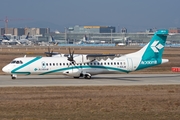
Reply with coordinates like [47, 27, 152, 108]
[10, 60, 23, 64]
[11, 60, 16, 64]
[20, 61, 23, 64]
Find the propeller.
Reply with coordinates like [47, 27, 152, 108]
[45, 47, 54, 57]
[67, 48, 79, 73]
[67, 48, 75, 64]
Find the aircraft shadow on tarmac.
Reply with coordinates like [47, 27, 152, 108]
[92, 74, 180, 81]
[17, 74, 180, 82]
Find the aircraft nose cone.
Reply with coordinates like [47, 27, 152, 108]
[2, 65, 10, 73]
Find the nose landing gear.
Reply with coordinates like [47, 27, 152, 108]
[11, 74, 17, 79]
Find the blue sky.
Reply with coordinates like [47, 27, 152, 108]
[0, 0, 179, 32]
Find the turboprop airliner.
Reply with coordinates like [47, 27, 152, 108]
[2, 29, 169, 79]
[2, 35, 21, 45]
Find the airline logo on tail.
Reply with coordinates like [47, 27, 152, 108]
[25, 32, 30, 39]
[3, 35, 9, 40]
[150, 40, 164, 52]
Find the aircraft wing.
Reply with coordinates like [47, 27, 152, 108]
[69, 54, 117, 63]
[68, 53, 122, 63]
[86, 54, 116, 60]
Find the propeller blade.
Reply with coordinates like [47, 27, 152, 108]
[50, 50, 53, 57]
[67, 48, 75, 62]
[72, 50, 74, 55]
[45, 47, 54, 57]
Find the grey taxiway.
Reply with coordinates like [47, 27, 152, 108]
[0, 74, 180, 87]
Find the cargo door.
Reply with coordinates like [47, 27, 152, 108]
[127, 58, 133, 71]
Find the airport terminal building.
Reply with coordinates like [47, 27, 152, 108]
[44, 26, 180, 45]
[1, 26, 180, 46]
[68, 25, 115, 33]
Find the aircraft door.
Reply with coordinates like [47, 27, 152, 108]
[127, 58, 133, 71]
[42, 61, 46, 69]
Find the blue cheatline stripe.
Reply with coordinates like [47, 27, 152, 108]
[39, 65, 128, 75]
[11, 56, 42, 75]
[12, 72, 31, 75]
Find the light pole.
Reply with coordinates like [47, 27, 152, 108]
[110, 29, 113, 44]
[64, 27, 67, 43]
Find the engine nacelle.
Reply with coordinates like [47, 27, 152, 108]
[73, 55, 93, 64]
[63, 69, 81, 77]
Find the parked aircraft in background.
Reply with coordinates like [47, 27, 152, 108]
[1, 35, 20, 45]
[117, 42, 126, 46]
[2, 30, 169, 79]
[49, 35, 58, 45]
[76, 35, 100, 44]
[76, 35, 88, 44]
[18, 32, 31, 44]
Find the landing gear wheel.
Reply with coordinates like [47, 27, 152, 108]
[11, 74, 17, 79]
[85, 75, 91, 79]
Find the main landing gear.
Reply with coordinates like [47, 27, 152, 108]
[79, 73, 92, 79]
[84, 74, 91, 79]
[11, 74, 17, 79]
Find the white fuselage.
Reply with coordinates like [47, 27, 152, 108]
[2, 56, 141, 77]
